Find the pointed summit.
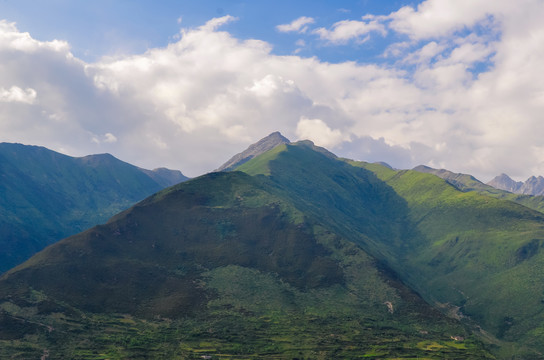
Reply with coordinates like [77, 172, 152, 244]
[216, 131, 290, 171]
[487, 173, 523, 193]
[520, 175, 544, 195]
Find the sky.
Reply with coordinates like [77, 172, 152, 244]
[0, 0, 543, 181]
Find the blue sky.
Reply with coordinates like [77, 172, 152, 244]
[0, 0, 543, 181]
[0, 0, 416, 62]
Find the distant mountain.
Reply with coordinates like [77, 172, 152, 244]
[487, 173, 523, 193]
[0, 141, 493, 359]
[488, 173, 544, 196]
[0, 142, 188, 272]
[521, 176, 544, 195]
[414, 165, 544, 214]
[139, 167, 188, 187]
[413, 165, 491, 192]
[216, 131, 290, 171]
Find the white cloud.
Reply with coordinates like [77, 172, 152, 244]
[2, 4, 544, 181]
[387, 0, 508, 40]
[0, 20, 70, 53]
[200, 15, 238, 32]
[0, 86, 36, 104]
[296, 118, 348, 148]
[104, 132, 117, 143]
[314, 19, 386, 44]
[276, 16, 315, 34]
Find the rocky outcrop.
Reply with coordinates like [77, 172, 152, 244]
[487, 173, 523, 193]
[216, 131, 290, 171]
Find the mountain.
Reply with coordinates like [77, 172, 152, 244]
[488, 173, 523, 193]
[354, 161, 544, 358]
[520, 175, 544, 195]
[488, 173, 544, 196]
[0, 141, 492, 359]
[237, 147, 544, 358]
[414, 165, 544, 214]
[139, 166, 188, 187]
[215, 131, 290, 171]
[5, 138, 544, 357]
[412, 165, 493, 193]
[0, 142, 188, 273]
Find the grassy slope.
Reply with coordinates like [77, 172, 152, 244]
[412, 165, 544, 214]
[239, 144, 544, 356]
[351, 160, 544, 357]
[0, 143, 168, 272]
[0, 169, 491, 358]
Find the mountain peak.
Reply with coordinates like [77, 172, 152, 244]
[216, 131, 290, 171]
[487, 173, 523, 193]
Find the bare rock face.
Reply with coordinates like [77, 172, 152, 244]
[487, 174, 544, 195]
[520, 176, 544, 195]
[216, 131, 290, 171]
[487, 173, 523, 193]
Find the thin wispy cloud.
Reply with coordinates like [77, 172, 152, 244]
[276, 16, 315, 33]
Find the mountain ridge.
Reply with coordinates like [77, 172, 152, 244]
[0, 141, 493, 358]
[3, 136, 544, 357]
[0, 142, 188, 272]
[488, 172, 544, 195]
[216, 131, 290, 171]
[413, 164, 544, 214]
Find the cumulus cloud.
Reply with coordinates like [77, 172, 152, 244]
[386, 0, 507, 40]
[0, 20, 70, 53]
[2, 1, 544, 181]
[296, 118, 348, 148]
[276, 16, 315, 33]
[0, 86, 36, 103]
[314, 18, 386, 44]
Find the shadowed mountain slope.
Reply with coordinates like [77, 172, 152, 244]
[0, 142, 187, 272]
[0, 144, 491, 358]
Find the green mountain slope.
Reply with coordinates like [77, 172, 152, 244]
[6, 139, 544, 357]
[352, 160, 544, 357]
[0, 166, 490, 358]
[239, 142, 544, 355]
[0, 142, 187, 272]
[413, 164, 544, 214]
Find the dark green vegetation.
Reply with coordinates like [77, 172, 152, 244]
[0, 142, 187, 272]
[0, 143, 494, 359]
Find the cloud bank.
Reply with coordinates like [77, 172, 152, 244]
[0, 1, 544, 181]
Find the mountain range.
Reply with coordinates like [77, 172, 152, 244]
[0, 142, 187, 273]
[3, 135, 544, 358]
[488, 173, 544, 196]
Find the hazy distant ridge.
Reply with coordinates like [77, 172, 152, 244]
[488, 173, 544, 195]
